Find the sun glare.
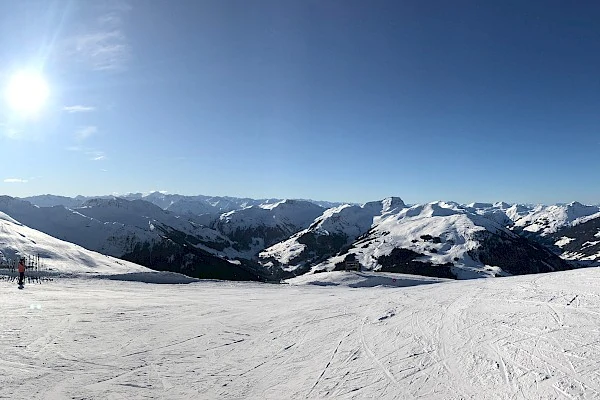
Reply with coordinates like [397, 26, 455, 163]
[5, 71, 50, 115]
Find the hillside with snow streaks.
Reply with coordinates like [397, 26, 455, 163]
[259, 197, 406, 271]
[550, 216, 600, 266]
[0, 211, 149, 275]
[214, 200, 325, 255]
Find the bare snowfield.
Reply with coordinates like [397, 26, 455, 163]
[2, 269, 600, 399]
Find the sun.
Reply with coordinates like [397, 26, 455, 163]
[5, 71, 50, 115]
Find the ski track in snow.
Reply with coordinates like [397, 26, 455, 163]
[3, 269, 600, 399]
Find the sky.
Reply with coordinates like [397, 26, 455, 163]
[0, 0, 599, 205]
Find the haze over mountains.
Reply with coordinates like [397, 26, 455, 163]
[1, 192, 598, 281]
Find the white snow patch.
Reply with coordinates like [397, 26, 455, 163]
[581, 241, 600, 249]
[555, 236, 575, 248]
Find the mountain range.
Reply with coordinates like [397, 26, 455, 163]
[0, 192, 598, 281]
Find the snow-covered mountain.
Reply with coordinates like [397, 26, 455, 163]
[464, 202, 600, 266]
[214, 200, 325, 255]
[264, 200, 572, 279]
[511, 202, 600, 236]
[0, 195, 148, 255]
[458, 201, 600, 238]
[463, 201, 519, 226]
[164, 198, 218, 216]
[259, 197, 405, 272]
[0, 210, 149, 275]
[0, 196, 228, 257]
[122, 192, 284, 213]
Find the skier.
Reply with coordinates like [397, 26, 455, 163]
[18, 258, 25, 285]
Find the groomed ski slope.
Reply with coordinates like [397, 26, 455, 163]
[2, 268, 600, 399]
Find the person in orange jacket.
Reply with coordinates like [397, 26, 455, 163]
[18, 258, 25, 285]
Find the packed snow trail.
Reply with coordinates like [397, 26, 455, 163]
[2, 269, 600, 399]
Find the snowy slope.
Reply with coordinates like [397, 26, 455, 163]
[504, 203, 536, 223]
[3, 268, 600, 399]
[512, 202, 600, 236]
[459, 201, 600, 237]
[0, 211, 149, 275]
[259, 197, 406, 270]
[313, 201, 571, 279]
[0, 196, 155, 256]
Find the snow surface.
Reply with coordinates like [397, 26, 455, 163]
[3, 268, 600, 399]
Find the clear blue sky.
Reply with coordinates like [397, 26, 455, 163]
[1, 0, 599, 205]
